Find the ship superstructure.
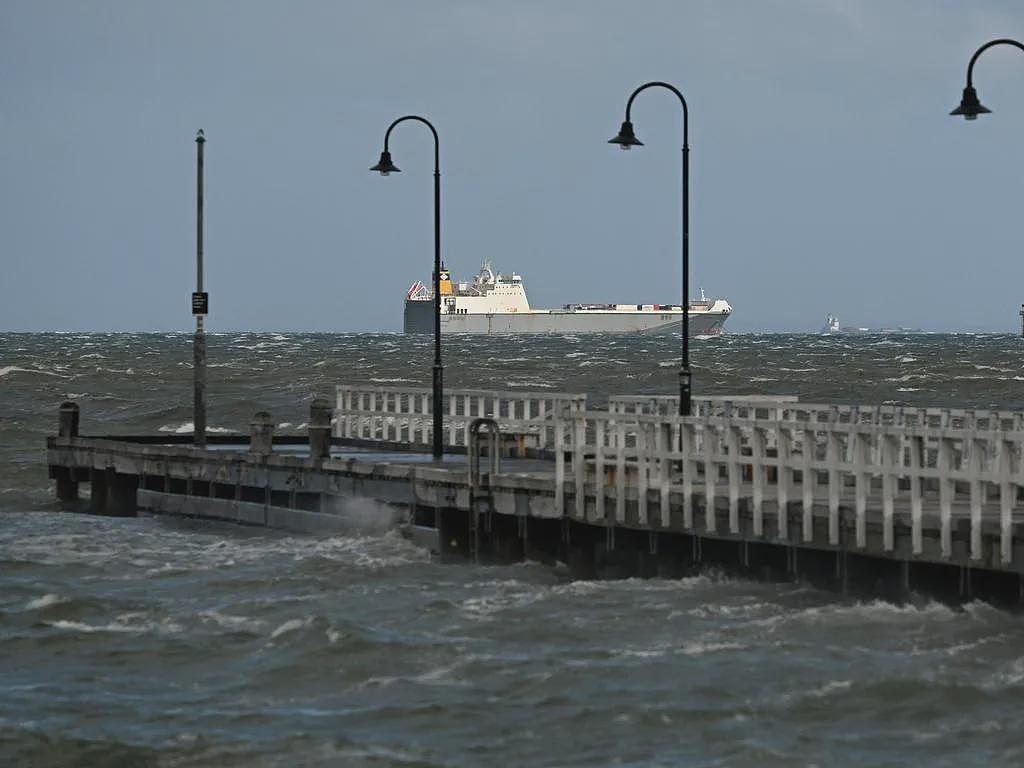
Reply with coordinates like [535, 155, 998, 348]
[404, 262, 732, 335]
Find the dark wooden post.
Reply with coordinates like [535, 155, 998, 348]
[56, 402, 80, 501]
[249, 411, 274, 456]
[308, 398, 333, 460]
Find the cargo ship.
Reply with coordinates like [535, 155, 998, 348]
[404, 262, 732, 335]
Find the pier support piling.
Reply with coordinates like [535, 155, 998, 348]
[55, 402, 80, 502]
[58, 401, 80, 440]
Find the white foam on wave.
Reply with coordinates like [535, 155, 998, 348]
[270, 616, 312, 639]
[982, 657, 1024, 689]
[689, 600, 775, 620]
[614, 646, 668, 659]
[49, 620, 141, 634]
[158, 422, 235, 434]
[773, 679, 855, 710]
[199, 610, 265, 633]
[752, 599, 957, 631]
[48, 613, 182, 635]
[25, 593, 64, 610]
[886, 373, 930, 382]
[678, 639, 745, 656]
[0, 365, 65, 378]
[459, 590, 543, 620]
[361, 660, 467, 690]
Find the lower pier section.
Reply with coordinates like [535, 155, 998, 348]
[46, 431, 1024, 607]
[137, 490, 355, 535]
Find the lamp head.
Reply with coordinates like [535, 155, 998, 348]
[950, 85, 991, 121]
[608, 120, 643, 150]
[370, 150, 400, 175]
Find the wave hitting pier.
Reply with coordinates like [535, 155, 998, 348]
[46, 387, 1024, 604]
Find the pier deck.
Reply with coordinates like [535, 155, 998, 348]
[45, 387, 1024, 604]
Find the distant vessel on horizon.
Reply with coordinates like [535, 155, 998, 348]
[404, 262, 732, 335]
[819, 314, 921, 335]
[820, 314, 842, 334]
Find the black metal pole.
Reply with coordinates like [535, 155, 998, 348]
[432, 166, 443, 459]
[375, 115, 444, 459]
[617, 82, 692, 416]
[194, 129, 206, 447]
[681, 142, 691, 416]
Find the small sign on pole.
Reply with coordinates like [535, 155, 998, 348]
[191, 292, 209, 315]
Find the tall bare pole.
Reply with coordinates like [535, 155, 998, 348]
[193, 129, 207, 447]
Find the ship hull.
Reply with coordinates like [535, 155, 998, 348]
[404, 301, 729, 335]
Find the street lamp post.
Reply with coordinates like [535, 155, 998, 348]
[371, 116, 444, 459]
[950, 40, 1024, 337]
[609, 81, 693, 416]
[193, 129, 208, 447]
[950, 38, 1024, 120]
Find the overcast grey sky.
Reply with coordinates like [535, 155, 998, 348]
[2, 0, 1023, 332]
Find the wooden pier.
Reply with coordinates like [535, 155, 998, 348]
[46, 386, 1024, 604]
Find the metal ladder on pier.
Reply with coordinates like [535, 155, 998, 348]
[468, 418, 500, 561]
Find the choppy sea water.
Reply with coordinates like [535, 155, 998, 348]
[4, 332, 1024, 765]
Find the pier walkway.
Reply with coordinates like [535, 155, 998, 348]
[45, 385, 1024, 603]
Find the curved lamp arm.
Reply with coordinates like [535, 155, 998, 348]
[952, 38, 1024, 119]
[625, 81, 689, 146]
[383, 115, 440, 171]
[965, 38, 1024, 86]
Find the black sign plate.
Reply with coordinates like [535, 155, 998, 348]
[191, 292, 209, 315]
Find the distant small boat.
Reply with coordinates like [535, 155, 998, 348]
[820, 314, 841, 334]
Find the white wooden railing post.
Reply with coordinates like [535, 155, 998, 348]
[554, 414, 565, 517]
[827, 429, 842, 546]
[637, 420, 649, 526]
[853, 429, 869, 550]
[998, 438, 1015, 566]
[659, 420, 671, 528]
[574, 411, 586, 520]
[881, 431, 899, 552]
[681, 421, 694, 529]
[938, 437, 953, 559]
[727, 423, 742, 535]
[616, 419, 626, 524]
[968, 436, 983, 562]
[776, 426, 791, 541]
[704, 423, 718, 533]
[909, 434, 924, 556]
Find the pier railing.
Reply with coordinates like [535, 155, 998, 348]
[609, 394, 1024, 431]
[562, 408, 1024, 566]
[335, 385, 586, 450]
[333, 384, 1024, 566]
